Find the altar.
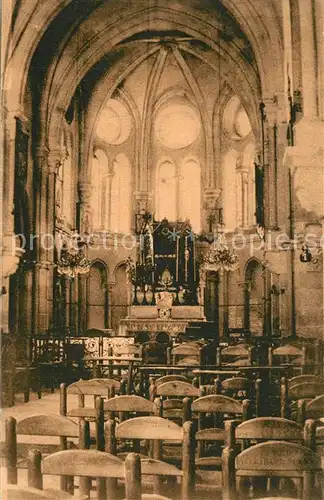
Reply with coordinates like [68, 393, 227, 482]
[119, 304, 205, 339]
[119, 216, 206, 340]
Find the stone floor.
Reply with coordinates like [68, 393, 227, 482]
[1, 390, 222, 499]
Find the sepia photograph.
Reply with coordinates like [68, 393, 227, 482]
[1, 0, 323, 498]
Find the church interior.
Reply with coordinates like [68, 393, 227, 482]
[1, 1, 324, 499]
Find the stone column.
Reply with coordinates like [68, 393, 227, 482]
[78, 274, 88, 334]
[203, 188, 221, 233]
[33, 148, 51, 333]
[78, 180, 92, 234]
[218, 269, 225, 337]
[107, 282, 115, 330]
[264, 99, 279, 230]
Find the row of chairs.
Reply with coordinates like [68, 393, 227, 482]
[3, 368, 324, 496]
[3, 408, 323, 499]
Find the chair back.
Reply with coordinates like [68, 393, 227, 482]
[288, 374, 323, 389]
[192, 394, 250, 418]
[269, 345, 307, 374]
[190, 394, 250, 469]
[113, 344, 141, 357]
[222, 441, 322, 500]
[5, 414, 84, 487]
[109, 416, 195, 500]
[154, 375, 192, 387]
[297, 394, 324, 423]
[229, 417, 316, 451]
[216, 344, 253, 366]
[155, 380, 199, 398]
[104, 395, 158, 422]
[280, 378, 324, 419]
[28, 449, 142, 500]
[168, 344, 204, 366]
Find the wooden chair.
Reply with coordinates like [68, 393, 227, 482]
[89, 377, 125, 396]
[150, 380, 199, 424]
[222, 441, 322, 500]
[154, 374, 192, 386]
[216, 345, 253, 367]
[27, 448, 144, 500]
[287, 374, 324, 389]
[216, 376, 261, 417]
[103, 394, 159, 423]
[167, 344, 205, 366]
[100, 345, 141, 391]
[280, 378, 324, 419]
[297, 394, 324, 424]
[4, 414, 87, 490]
[189, 395, 251, 472]
[226, 417, 316, 452]
[105, 416, 195, 500]
[269, 345, 307, 375]
[60, 381, 110, 450]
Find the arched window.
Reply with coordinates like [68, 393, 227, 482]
[110, 153, 131, 233]
[236, 142, 256, 228]
[156, 160, 176, 221]
[91, 149, 108, 231]
[91, 150, 131, 233]
[222, 149, 239, 232]
[180, 158, 201, 231]
[87, 261, 108, 329]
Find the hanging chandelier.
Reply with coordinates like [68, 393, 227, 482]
[201, 229, 239, 273]
[57, 230, 91, 278]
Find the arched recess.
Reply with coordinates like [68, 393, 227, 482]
[155, 157, 177, 221]
[111, 263, 129, 334]
[86, 261, 109, 330]
[244, 259, 264, 336]
[91, 149, 108, 231]
[222, 149, 239, 232]
[180, 156, 201, 232]
[205, 271, 219, 326]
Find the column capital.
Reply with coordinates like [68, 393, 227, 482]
[134, 191, 152, 213]
[48, 150, 65, 175]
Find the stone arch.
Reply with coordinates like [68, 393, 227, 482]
[41, 4, 266, 153]
[86, 259, 109, 330]
[244, 258, 264, 336]
[4, 0, 283, 119]
[111, 261, 129, 333]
